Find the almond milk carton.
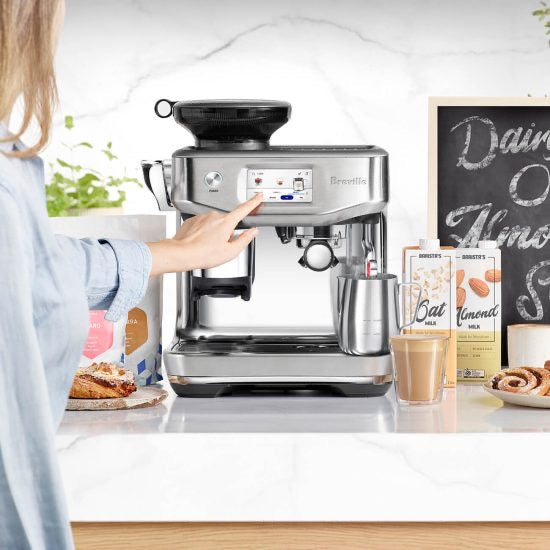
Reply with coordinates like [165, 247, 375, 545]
[456, 241, 501, 382]
[403, 239, 457, 387]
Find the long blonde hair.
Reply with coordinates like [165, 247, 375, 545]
[0, 0, 60, 157]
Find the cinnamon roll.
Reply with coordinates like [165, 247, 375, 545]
[489, 367, 550, 396]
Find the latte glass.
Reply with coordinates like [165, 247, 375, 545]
[390, 334, 449, 406]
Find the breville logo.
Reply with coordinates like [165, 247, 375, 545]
[330, 176, 368, 185]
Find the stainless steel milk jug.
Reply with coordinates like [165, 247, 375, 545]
[337, 274, 420, 356]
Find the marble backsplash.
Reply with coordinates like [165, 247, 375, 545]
[43, 0, 550, 273]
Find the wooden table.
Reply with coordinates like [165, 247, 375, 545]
[73, 522, 550, 549]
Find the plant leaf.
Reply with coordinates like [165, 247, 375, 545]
[64, 115, 74, 130]
[102, 149, 118, 161]
[56, 158, 82, 171]
[77, 173, 100, 186]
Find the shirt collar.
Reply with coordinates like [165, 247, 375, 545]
[0, 121, 21, 153]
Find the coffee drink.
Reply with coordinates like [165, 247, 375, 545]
[390, 334, 449, 404]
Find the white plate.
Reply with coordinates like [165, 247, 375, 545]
[483, 384, 550, 409]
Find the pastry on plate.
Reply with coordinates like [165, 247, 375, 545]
[488, 366, 550, 396]
[69, 362, 137, 399]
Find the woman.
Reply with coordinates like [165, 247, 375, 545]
[0, 1, 262, 548]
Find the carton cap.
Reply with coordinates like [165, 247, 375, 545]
[478, 240, 498, 249]
[419, 238, 440, 250]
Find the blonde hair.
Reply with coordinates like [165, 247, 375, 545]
[0, 0, 60, 157]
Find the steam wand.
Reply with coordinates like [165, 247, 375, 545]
[362, 224, 378, 278]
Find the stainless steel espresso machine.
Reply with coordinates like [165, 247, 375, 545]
[143, 99, 392, 397]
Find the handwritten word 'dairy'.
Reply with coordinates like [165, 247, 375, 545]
[451, 116, 550, 170]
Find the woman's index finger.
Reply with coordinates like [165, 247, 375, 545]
[226, 192, 264, 225]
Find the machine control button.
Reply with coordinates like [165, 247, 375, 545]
[280, 195, 294, 200]
[204, 171, 223, 188]
[293, 178, 305, 191]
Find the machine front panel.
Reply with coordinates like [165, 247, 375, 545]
[171, 153, 388, 225]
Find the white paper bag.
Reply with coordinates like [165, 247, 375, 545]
[80, 309, 127, 368]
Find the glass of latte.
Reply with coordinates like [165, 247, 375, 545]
[390, 334, 449, 405]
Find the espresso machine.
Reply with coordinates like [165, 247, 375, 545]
[143, 99, 393, 397]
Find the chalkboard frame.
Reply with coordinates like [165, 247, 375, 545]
[428, 96, 550, 237]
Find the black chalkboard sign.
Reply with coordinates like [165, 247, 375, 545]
[429, 97, 550, 364]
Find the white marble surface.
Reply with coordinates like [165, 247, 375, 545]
[57, 384, 550, 521]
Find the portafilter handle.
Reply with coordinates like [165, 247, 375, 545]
[141, 159, 174, 211]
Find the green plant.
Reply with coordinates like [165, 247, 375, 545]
[45, 115, 141, 216]
[533, 1, 550, 45]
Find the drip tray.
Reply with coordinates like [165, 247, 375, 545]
[164, 341, 393, 379]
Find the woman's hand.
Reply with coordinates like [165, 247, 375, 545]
[147, 193, 263, 276]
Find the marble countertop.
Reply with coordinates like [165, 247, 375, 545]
[57, 384, 550, 522]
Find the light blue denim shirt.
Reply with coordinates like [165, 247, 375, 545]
[0, 123, 152, 550]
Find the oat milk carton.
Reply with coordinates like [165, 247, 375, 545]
[403, 239, 457, 387]
[456, 241, 501, 382]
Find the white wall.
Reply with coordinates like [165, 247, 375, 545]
[43, 1, 550, 340]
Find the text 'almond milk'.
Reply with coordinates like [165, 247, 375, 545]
[456, 241, 501, 382]
[403, 239, 457, 387]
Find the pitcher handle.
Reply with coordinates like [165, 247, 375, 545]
[397, 282, 421, 332]
[141, 160, 174, 211]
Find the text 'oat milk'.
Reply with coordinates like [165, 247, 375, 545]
[403, 239, 457, 387]
[456, 241, 501, 382]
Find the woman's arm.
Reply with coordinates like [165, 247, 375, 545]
[54, 192, 263, 321]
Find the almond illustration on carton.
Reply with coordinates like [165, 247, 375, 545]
[457, 287, 466, 308]
[469, 277, 489, 297]
[456, 269, 465, 288]
[485, 269, 501, 283]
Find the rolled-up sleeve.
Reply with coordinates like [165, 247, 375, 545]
[55, 236, 152, 321]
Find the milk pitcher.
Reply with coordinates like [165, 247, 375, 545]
[337, 274, 420, 356]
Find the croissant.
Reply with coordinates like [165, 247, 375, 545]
[69, 362, 137, 399]
[490, 367, 550, 396]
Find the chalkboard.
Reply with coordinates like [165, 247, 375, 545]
[429, 97, 550, 364]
